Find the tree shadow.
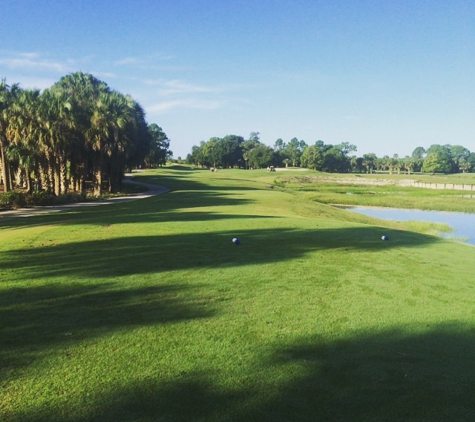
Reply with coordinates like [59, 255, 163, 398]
[0, 186, 261, 230]
[1, 226, 441, 281]
[134, 172, 262, 192]
[254, 323, 475, 421]
[10, 324, 475, 421]
[0, 282, 215, 383]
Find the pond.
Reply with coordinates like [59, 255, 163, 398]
[341, 206, 475, 246]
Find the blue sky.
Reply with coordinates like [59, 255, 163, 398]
[1, 0, 474, 159]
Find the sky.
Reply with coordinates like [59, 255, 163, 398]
[1, 0, 474, 159]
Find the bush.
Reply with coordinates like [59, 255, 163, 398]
[25, 191, 55, 206]
[0, 191, 27, 209]
[53, 192, 86, 205]
[0, 190, 87, 209]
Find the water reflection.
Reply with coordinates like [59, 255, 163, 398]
[342, 207, 475, 246]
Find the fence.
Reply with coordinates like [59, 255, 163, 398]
[411, 182, 475, 191]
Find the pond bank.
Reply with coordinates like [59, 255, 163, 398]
[339, 205, 475, 246]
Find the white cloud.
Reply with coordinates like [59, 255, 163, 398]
[114, 57, 140, 66]
[161, 80, 218, 95]
[114, 53, 175, 67]
[147, 98, 226, 113]
[0, 54, 72, 73]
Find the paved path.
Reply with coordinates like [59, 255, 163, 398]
[0, 177, 169, 220]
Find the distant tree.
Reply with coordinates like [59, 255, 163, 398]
[450, 145, 471, 173]
[247, 144, 274, 168]
[377, 156, 390, 172]
[338, 142, 357, 156]
[467, 153, 475, 173]
[422, 145, 453, 174]
[274, 138, 285, 151]
[273, 138, 287, 166]
[145, 124, 171, 168]
[402, 156, 416, 174]
[411, 147, 426, 172]
[350, 156, 364, 173]
[301, 145, 323, 170]
[284, 137, 307, 167]
[362, 153, 377, 173]
[203, 137, 221, 168]
[390, 154, 403, 174]
[319, 143, 355, 173]
[219, 135, 245, 168]
[242, 132, 262, 169]
[187, 141, 206, 167]
[321, 146, 347, 172]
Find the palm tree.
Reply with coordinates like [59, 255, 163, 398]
[0, 80, 21, 192]
[5, 88, 41, 192]
[51, 72, 109, 194]
[88, 91, 134, 196]
[35, 89, 68, 195]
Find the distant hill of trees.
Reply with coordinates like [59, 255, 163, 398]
[1, 73, 172, 196]
[187, 133, 475, 174]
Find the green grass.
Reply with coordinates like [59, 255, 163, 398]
[275, 172, 475, 212]
[1, 167, 475, 421]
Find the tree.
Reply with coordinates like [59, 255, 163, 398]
[301, 145, 323, 170]
[51, 72, 109, 194]
[0, 72, 165, 197]
[145, 124, 171, 167]
[242, 132, 262, 170]
[450, 145, 471, 173]
[5, 88, 41, 192]
[202, 137, 222, 168]
[411, 147, 426, 172]
[422, 145, 453, 174]
[284, 137, 307, 167]
[274, 138, 285, 151]
[187, 141, 206, 167]
[247, 144, 274, 168]
[362, 153, 377, 173]
[350, 156, 364, 173]
[320, 143, 354, 173]
[0, 79, 22, 192]
[219, 135, 245, 168]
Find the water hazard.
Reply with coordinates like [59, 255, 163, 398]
[341, 207, 475, 246]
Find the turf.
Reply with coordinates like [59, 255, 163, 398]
[1, 167, 474, 421]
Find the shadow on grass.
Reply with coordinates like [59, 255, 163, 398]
[0, 186, 260, 230]
[10, 324, 475, 422]
[0, 282, 214, 382]
[135, 171, 261, 192]
[1, 226, 441, 281]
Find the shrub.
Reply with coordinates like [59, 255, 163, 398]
[1, 190, 87, 209]
[25, 191, 55, 206]
[0, 191, 27, 209]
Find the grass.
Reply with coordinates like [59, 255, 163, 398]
[1, 167, 475, 421]
[274, 171, 475, 212]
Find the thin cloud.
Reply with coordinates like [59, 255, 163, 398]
[115, 57, 140, 66]
[0, 54, 72, 73]
[161, 80, 218, 95]
[147, 98, 226, 113]
[114, 53, 175, 67]
[142, 79, 220, 96]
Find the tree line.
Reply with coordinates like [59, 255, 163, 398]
[0, 73, 171, 196]
[187, 134, 475, 174]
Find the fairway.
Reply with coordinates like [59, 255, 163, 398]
[1, 167, 474, 422]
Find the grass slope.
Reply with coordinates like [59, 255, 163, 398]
[1, 167, 474, 422]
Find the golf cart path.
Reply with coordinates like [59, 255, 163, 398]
[0, 176, 169, 220]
